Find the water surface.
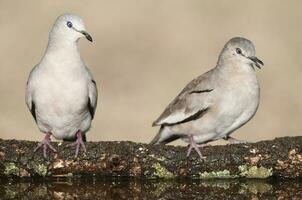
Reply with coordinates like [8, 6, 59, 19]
[0, 178, 301, 199]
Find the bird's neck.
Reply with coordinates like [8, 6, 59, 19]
[38, 39, 84, 74]
[46, 37, 80, 54]
[215, 60, 258, 85]
[216, 59, 256, 75]
[42, 39, 82, 67]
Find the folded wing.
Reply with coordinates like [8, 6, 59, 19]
[153, 70, 215, 126]
[88, 79, 98, 119]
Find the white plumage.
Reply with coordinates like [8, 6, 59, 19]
[26, 13, 97, 158]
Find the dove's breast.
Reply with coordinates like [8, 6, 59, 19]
[31, 64, 91, 139]
[214, 70, 260, 138]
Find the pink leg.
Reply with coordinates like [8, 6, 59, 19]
[66, 131, 86, 158]
[186, 135, 206, 159]
[226, 136, 247, 144]
[34, 132, 57, 158]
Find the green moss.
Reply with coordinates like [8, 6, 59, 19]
[152, 163, 174, 179]
[238, 165, 272, 178]
[66, 172, 73, 177]
[4, 189, 17, 199]
[4, 162, 19, 176]
[200, 169, 237, 179]
[33, 164, 48, 177]
[152, 182, 170, 197]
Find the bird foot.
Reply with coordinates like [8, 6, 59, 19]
[66, 131, 86, 158]
[34, 133, 57, 158]
[226, 136, 247, 144]
[186, 135, 206, 159]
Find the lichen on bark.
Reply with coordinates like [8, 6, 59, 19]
[0, 136, 301, 179]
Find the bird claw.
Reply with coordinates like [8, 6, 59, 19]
[186, 135, 206, 159]
[34, 133, 57, 158]
[66, 131, 86, 158]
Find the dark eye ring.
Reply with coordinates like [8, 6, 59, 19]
[67, 21, 73, 28]
[236, 48, 242, 54]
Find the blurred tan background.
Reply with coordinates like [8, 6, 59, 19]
[0, 0, 301, 145]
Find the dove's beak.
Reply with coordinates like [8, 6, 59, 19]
[248, 56, 264, 69]
[80, 30, 93, 42]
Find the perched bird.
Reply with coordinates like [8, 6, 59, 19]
[150, 37, 263, 158]
[25, 13, 97, 158]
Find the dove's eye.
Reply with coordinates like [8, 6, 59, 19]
[236, 48, 242, 54]
[66, 21, 73, 28]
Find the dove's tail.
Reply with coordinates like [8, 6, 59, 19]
[150, 126, 181, 145]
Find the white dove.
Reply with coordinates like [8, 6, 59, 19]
[26, 13, 98, 158]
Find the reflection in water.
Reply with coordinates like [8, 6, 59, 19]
[0, 178, 301, 199]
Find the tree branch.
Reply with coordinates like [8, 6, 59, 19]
[0, 136, 301, 179]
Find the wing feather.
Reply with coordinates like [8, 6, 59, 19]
[153, 69, 215, 126]
[25, 65, 38, 123]
[88, 79, 98, 119]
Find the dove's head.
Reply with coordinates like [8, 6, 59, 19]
[218, 37, 263, 69]
[49, 13, 92, 43]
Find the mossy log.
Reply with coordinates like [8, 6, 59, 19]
[0, 136, 301, 179]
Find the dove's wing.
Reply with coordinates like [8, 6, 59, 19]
[153, 69, 215, 126]
[88, 79, 98, 119]
[25, 65, 38, 122]
[86, 67, 98, 120]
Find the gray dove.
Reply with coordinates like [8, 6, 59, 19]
[150, 37, 263, 158]
[25, 13, 97, 158]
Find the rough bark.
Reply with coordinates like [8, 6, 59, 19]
[0, 136, 301, 179]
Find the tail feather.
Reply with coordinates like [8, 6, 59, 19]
[150, 126, 180, 145]
[149, 128, 162, 145]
